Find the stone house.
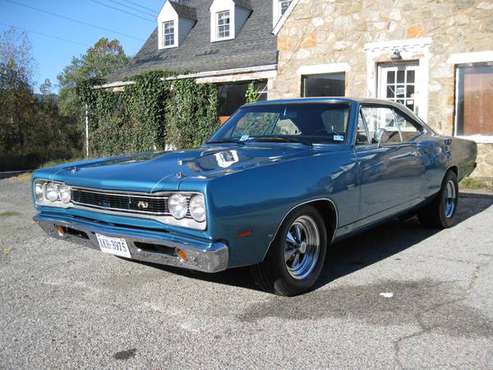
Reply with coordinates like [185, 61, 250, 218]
[270, 0, 493, 177]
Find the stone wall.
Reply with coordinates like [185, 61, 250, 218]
[270, 0, 493, 177]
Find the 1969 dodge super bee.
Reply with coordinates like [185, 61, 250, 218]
[32, 98, 477, 296]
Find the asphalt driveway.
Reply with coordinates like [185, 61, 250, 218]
[1, 177, 492, 369]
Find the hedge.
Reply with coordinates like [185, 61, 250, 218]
[77, 71, 219, 156]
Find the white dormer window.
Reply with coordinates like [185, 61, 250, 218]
[217, 11, 231, 39]
[273, 0, 292, 26]
[157, 1, 196, 50]
[210, 0, 251, 42]
[163, 20, 175, 47]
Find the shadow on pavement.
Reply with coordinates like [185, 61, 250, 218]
[138, 193, 493, 294]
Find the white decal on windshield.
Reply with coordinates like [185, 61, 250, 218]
[333, 134, 345, 142]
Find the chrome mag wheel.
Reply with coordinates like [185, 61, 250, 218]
[445, 179, 457, 218]
[284, 215, 320, 280]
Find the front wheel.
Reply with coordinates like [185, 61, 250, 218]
[418, 170, 459, 228]
[250, 205, 327, 296]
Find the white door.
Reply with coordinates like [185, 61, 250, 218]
[378, 62, 420, 115]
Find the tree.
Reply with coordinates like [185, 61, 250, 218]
[0, 28, 82, 170]
[0, 27, 34, 86]
[57, 37, 129, 118]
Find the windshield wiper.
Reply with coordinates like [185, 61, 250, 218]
[249, 136, 312, 146]
[206, 139, 245, 145]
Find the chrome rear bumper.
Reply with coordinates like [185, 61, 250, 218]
[33, 214, 228, 273]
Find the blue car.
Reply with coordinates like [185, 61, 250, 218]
[32, 98, 477, 296]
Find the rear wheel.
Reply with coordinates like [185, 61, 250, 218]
[418, 170, 458, 228]
[250, 205, 327, 296]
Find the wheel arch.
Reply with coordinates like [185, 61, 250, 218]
[448, 165, 458, 177]
[262, 198, 338, 261]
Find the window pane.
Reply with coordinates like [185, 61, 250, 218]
[386, 86, 395, 98]
[407, 70, 415, 83]
[217, 11, 230, 38]
[396, 85, 405, 97]
[456, 63, 493, 135]
[361, 106, 401, 144]
[397, 70, 405, 83]
[356, 112, 370, 145]
[302, 72, 345, 97]
[394, 109, 421, 141]
[406, 85, 415, 97]
[217, 80, 267, 116]
[387, 71, 395, 84]
[163, 21, 174, 46]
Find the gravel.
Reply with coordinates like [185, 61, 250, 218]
[1, 177, 492, 369]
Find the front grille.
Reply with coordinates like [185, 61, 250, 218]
[71, 188, 187, 216]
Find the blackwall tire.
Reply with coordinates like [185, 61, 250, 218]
[418, 170, 459, 229]
[250, 205, 327, 296]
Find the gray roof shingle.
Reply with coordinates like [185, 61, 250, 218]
[107, 0, 277, 82]
[169, 1, 197, 20]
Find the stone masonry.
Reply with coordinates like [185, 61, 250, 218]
[269, 0, 493, 177]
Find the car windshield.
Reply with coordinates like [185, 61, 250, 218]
[208, 103, 351, 145]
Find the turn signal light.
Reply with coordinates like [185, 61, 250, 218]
[176, 248, 188, 262]
[56, 226, 65, 237]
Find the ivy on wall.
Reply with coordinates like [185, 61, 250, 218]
[77, 71, 218, 156]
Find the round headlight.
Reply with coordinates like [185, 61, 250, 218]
[168, 194, 188, 219]
[34, 182, 44, 201]
[59, 185, 71, 204]
[189, 194, 206, 222]
[45, 183, 59, 202]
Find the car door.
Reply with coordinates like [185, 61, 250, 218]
[355, 104, 425, 220]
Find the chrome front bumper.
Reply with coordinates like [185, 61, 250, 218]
[33, 214, 228, 273]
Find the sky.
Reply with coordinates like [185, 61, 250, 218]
[0, 0, 164, 93]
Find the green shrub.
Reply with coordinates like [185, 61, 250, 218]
[77, 71, 219, 156]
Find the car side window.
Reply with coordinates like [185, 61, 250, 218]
[356, 111, 370, 145]
[361, 106, 401, 145]
[393, 109, 423, 142]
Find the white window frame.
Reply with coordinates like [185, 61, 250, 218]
[448, 51, 493, 143]
[163, 20, 176, 48]
[216, 10, 231, 40]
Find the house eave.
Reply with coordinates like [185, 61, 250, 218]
[96, 64, 278, 89]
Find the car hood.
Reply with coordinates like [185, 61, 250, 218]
[37, 143, 327, 192]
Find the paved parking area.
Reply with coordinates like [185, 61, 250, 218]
[1, 177, 492, 369]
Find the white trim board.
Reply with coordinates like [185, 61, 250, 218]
[447, 51, 493, 65]
[297, 63, 351, 76]
[364, 38, 432, 51]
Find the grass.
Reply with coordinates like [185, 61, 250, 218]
[0, 211, 21, 217]
[460, 177, 493, 192]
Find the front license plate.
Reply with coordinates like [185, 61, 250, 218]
[96, 234, 131, 258]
